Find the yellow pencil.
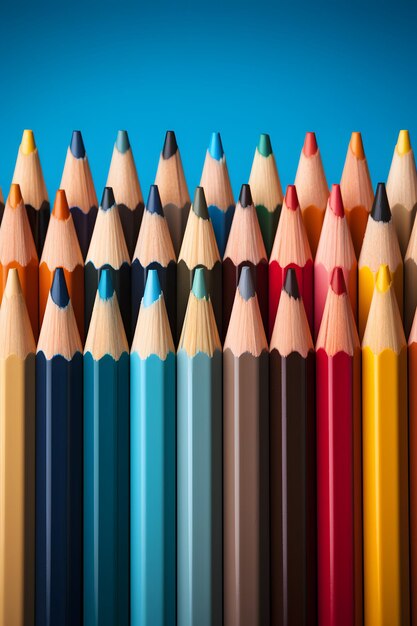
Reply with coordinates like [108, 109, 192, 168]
[362, 264, 410, 626]
[0, 269, 36, 625]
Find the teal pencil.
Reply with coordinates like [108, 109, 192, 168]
[83, 269, 129, 626]
[177, 267, 223, 626]
[131, 270, 176, 626]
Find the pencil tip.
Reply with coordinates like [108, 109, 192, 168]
[258, 133, 273, 157]
[116, 130, 130, 154]
[239, 184, 253, 208]
[329, 184, 344, 217]
[21, 130, 36, 155]
[146, 185, 164, 216]
[330, 267, 347, 295]
[208, 132, 224, 160]
[285, 185, 299, 211]
[376, 264, 392, 293]
[350, 132, 365, 159]
[101, 187, 116, 211]
[371, 183, 391, 223]
[98, 268, 114, 300]
[8, 183, 23, 209]
[52, 189, 70, 220]
[70, 130, 86, 158]
[303, 132, 318, 157]
[238, 266, 255, 301]
[192, 187, 209, 219]
[143, 269, 162, 307]
[397, 130, 411, 156]
[51, 268, 70, 308]
[283, 268, 300, 299]
[192, 267, 208, 300]
[4, 268, 22, 298]
[162, 130, 178, 159]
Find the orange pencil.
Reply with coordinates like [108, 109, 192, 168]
[40, 190, 84, 339]
[0, 184, 38, 339]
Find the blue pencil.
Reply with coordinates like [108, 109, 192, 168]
[84, 269, 130, 626]
[35, 268, 83, 625]
[130, 270, 176, 625]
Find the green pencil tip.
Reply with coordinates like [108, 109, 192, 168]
[258, 133, 273, 157]
[143, 270, 162, 307]
[192, 267, 208, 300]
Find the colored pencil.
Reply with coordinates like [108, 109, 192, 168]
[269, 184, 313, 338]
[387, 130, 417, 257]
[0, 183, 38, 339]
[0, 187, 4, 224]
[155, 130, 190, 256]
[60, 130, 98, 259]
[314, 183, 356, 339]
[199, 131, 234, 257]
[85, 186, 131, 341]
[12, 129, 50, 256]
[84, 269, 129, 626]
[409, 309, 417, 626]
[0, 269, 35, 626]
[340, 131, 373, 258]
[106, 130, 144, 259]
[223, 183, 268, 337]
[131, 184, 176, 342]
[40, 189, 84, 339]
[294, 132, 328, 257]
[131, 270, 176, 626]
[249, 133, 283, 257]
[270, 268, 316, 626]
[177, 186, 222, 339]
[316, 267, 362, 626]
[36, 268, 83, 626]
[223, 267, 269, 626]
[362, 264, 410, 625]
[358, 182, 402, 339]
[177, 268, 222, 626]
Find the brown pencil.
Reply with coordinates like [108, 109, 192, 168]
[408, 309, 417, 626]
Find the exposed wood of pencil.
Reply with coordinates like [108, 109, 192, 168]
[178, 290, 221, 357]
[131, 292, 174, 360]
[12, 130, 49, 209]
[179, 205, 221, 269]
[270, 287, 313, 357]
[405, 218, 417, 337]
[134, 206, 176, 267]
[85, 291, 128, 360]
[224, 286, 268, 356]
[316, 279, 360, 356]
[38, 292, 82, 360]
[249, 141, 283, 213]
[200, 149, 234, 212]
[60, 145, 98, 215]
[0, 268, 36, 358]
[224, 199, 267, 265]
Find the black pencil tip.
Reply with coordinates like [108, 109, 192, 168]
[162, 130, 178, 159]
[239, 184, 253, 208]
[51, 267, 70, 308]
[146, 185, 164, 216]
[371, 182, 391, 223]
[101, 186, 116, 211]
[192, 186, 209, 219]
[70, 130, 86, 158]
[238, 266, 255, 301]
[283, 268, 300, 299]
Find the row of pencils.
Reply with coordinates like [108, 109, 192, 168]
[0, 127, 417, 626]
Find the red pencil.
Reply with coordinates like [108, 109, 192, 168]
[316, 267, 362, 626]
[269, 185, 313, 338]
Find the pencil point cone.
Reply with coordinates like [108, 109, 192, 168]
[350, 132, 365, 159]
[101, 187, 115, 211]
[371, 183, 391, 223]
[52, 190, 70, 220]
[98, 268, 114, 300]
[258, 133, 272, 157]
[116, 130, 130, 154]
[162, 130, 178, 159]
[208, 132, 224, 160]
[70, 130, 86, 158]
[397, 130, 411, 155]
[238, 266, 255, 301]
[8, 183, 23, 209]
[192, 267, 208, 300]
[146, 185, 164, 216]
[285, 185, 299, 211]
[283, 268, 300, 299]
[239, 184, 253, 208]
[4, 268, 22, 298]
[21, 130, 36, 155]
[51, 268, 70, 308]
[143, 269, 162, 307]
[376, 264, 392, 293]
[303, 132, 318, 157]
[329, 184, 344, 217]
[192, 187, 209, 219]
[330, 267, 347, 295]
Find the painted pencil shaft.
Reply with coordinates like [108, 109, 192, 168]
[177, 351, 222, 626]
[130, 352, 176, 625]
[72, 208, 98, 259]
[0, 262, 38, 338]
[177, 261, 222, 341]
[270, 350, 316, 625]
[36, 352, 83, 626]
[409, 339, 417, 626]
[223, 259, 268, 337]
[84, 353, 129, 626]
[131, 261, 176, 341]
[85, 263, 131, 340]
[118, 203, 143, 258]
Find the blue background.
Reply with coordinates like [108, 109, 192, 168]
[1, 0, 416, 203]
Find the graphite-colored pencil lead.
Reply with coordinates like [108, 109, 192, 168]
[162, 130, 178, 159]
[372, 183, 391, 223]
[239, 183, 253, 208]
[283, 266, 300, 298]
[101, 186, 116, 211]
[70, 130, 86, 159]
[208, 132, 224, 160]
[147, 185, 164, 215]
[192, 186, 209, 218]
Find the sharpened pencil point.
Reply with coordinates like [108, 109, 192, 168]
[101, 187, 115, 212]
[146, 185, 164, 216]
[70, 130, 86, 158]
[52, 189, 70, 220]
[208, 132, 224, 160]
[162, 130, 178, 159]
[397, 130, 411, 156]
[376, 264, 392, 293]
[192, 267, 208, 300]
[8, 183, 22, 209]
[371, 183, 391, 223]
[239, 184, 253, 208]
[116, 130, 130, 154]
[21, 130, 36, 155]
[98, 268, 114, 300]
[192, 187, 209, 219]
[143, 269, 162, 307]
[329, 184, 344, 217]
[238, 266, 255, 301]
[303, 132, 318, 157]
[258, 133, 273, 157]
[283, 268, 300, 299]
[285, 185, 299, 211]
[4, 268, 22, 298]
[51, 268, 70, 308]
[350, 132, 365, 159]
[330, 267, 347, 295]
